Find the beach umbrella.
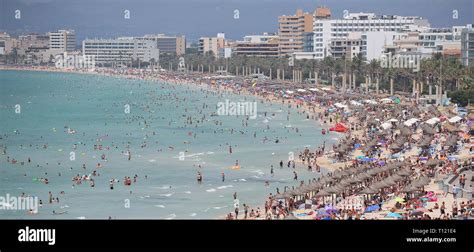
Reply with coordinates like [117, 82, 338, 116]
[317, 208, 329, 216]
[338, 179, 351, 187]
[326, 186, 342, 194]
[365, 204, 380, 212]
[425, 159, 443, 167]
[401, 185, 419, 193]
[386, 212, 403, 219]
[383, 178, 397, 186]
[414, 207, 428, 212]
[357, 187, 378, 195]
[291, 188, 305, 196]
[332, 171, 344, 179]
[319, 176, 334, 184]
[284, 214, 299, 220]
[397, 169, 412, 177]
[409, 211, 424, 217]
[273, 194, 287, 200]
[316, 189, 330, 197]
[394, 197, 405, 203]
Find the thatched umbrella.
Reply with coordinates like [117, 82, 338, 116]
[316, 189, 331, 197]
[319, 176, 334, 184]
[332, 171, 344, 179]
[445, 135, 459, 147]
[273, 193, 288, 200]
[400, 127, 412, 136]
[390, 174, 404, 182]
[357, 187, 378, 195]
[397, 168, 412, 177]
[425, 159, 443, 167]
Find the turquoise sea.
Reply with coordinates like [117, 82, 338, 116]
[0, 70, 336, 219]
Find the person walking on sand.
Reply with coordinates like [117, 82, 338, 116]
[235, 207, 239, 220]
[293, 171, 298, 181]
[452, 184, 458, 199]
[244, 204, 249, 219]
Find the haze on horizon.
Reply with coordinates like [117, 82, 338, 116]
[0, 0, 472, 43]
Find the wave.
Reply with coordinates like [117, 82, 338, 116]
[165, 213, 176, 220]
[217, 185, 233, 190]
[159, 193, 173, 197]
[206, 188, 216, 192]
[154, 205, 166, 208]
[156, 185, 171, 190]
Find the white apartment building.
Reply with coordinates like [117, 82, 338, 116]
[48, 29, 76, 52]
[313, 12, 429, 60]
[461, 24, 474, 66]
[361, 31, 398, 61]
[418, 26, 465, 54]
[82, 38, 159, 65]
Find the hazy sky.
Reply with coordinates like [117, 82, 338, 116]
[1, 0, 472, 42]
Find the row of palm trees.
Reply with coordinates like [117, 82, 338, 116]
[158, 51, 473, 103]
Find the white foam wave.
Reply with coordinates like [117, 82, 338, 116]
[165, 213, 176, 220]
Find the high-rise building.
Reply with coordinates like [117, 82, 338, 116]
[278, 9, 313, 56]
[82, 38, 159, 65]
[48, 29, 76, 52]
[461, 24, 474, 66]
[232, 33, 279, 58]
[313, 12, 429, 60]
[138, 34, 186, 55]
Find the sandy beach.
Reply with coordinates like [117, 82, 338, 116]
[1, 65, 472, 220]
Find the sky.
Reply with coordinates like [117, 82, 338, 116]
[0, 0, 472, 43]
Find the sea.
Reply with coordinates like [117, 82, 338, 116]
[0, 70, 337, 219]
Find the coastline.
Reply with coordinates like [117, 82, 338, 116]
[0, 65, 340, 219]
[2, 65, 471, 221]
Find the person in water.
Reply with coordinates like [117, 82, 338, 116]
[197, 172, 202, 184]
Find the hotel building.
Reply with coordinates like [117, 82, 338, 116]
[82, 38, 160, 65]
[461, 24, 474, 66]
[48, 29, 76, 52]
[313, 12, 429, 60]
[232, 33, 279, 58]
[137, 34, 186, 55]
[278, 9, 314, 56]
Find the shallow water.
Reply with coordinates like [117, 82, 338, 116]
[0, 70, 336, 219]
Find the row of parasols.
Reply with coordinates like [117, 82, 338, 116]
[273, 161, 432, 200]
